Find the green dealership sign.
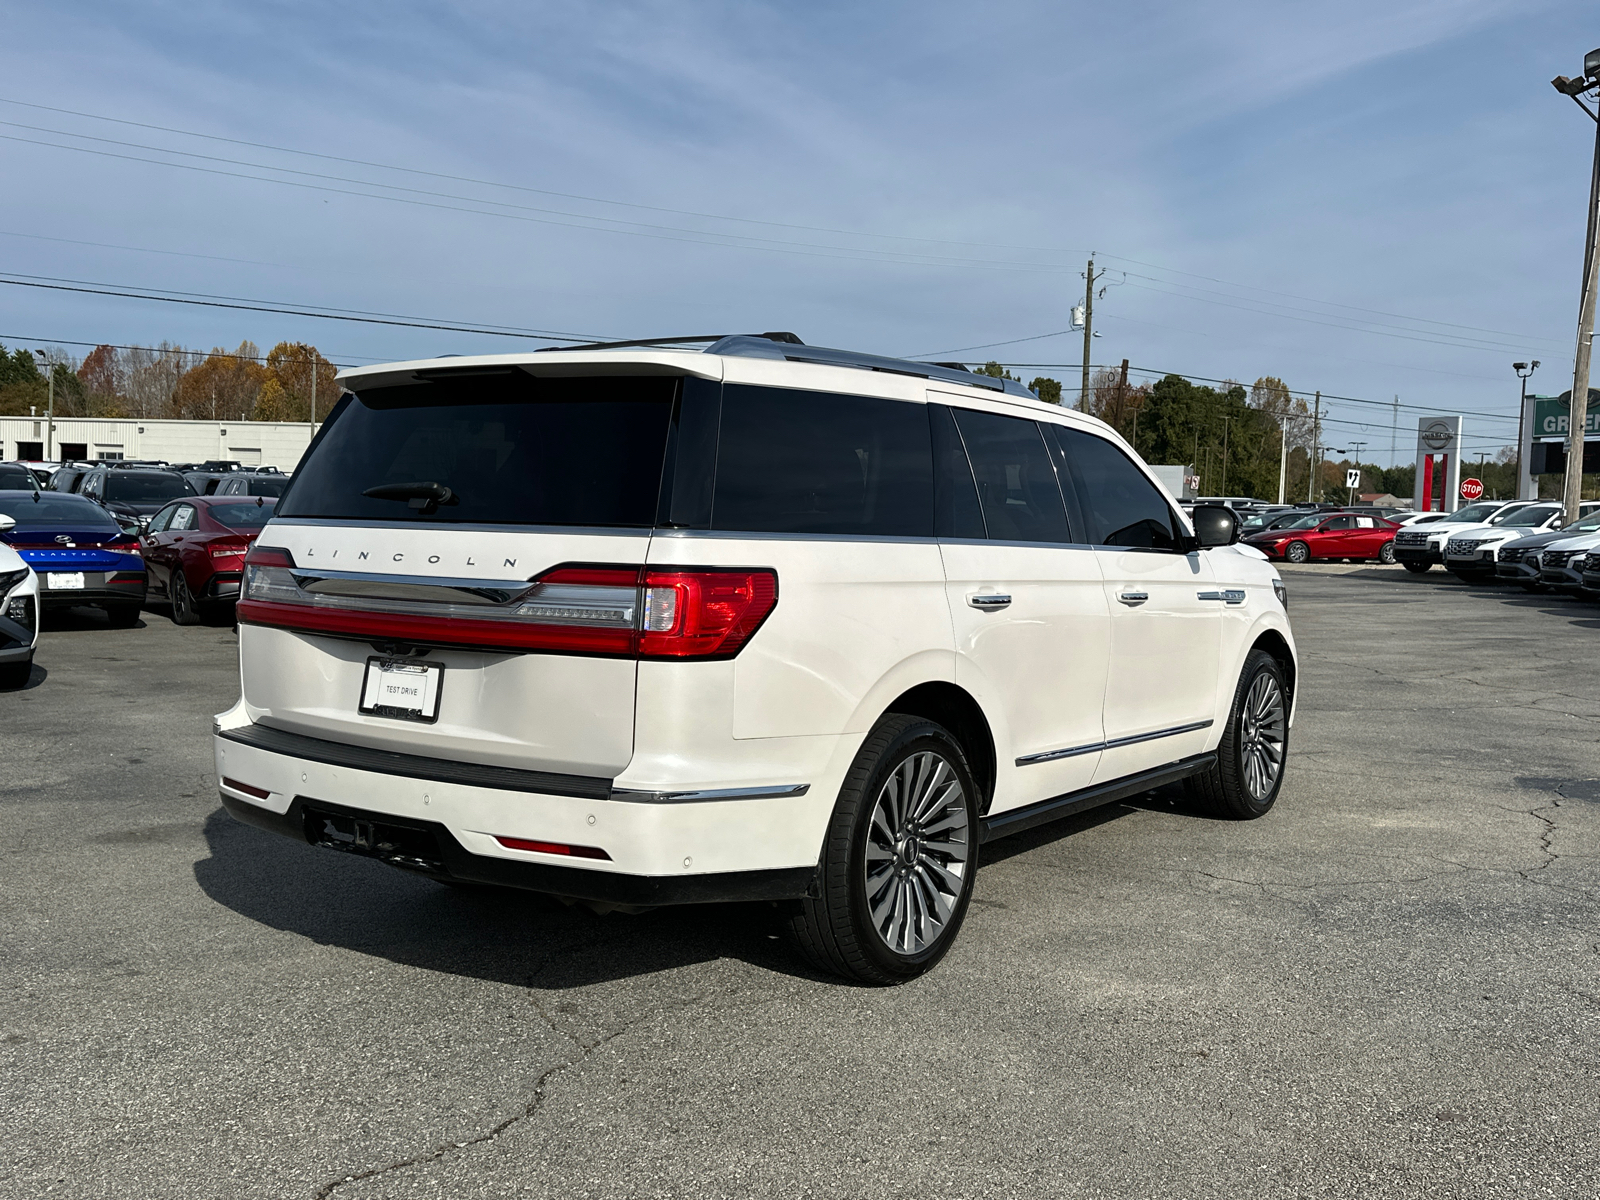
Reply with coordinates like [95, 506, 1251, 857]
[1532, 391, 1600, 440]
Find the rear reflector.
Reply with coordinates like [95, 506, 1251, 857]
[222, 776, 271, 799]
[237, 551, 777, 660]
[495, 835, 611, 861]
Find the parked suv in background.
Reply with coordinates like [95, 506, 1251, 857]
[1392, 501, 1536, 573]
[78, 466, 197, 525]
[1494, 511, 1600, 590]
[1442, 502, 1565, 581]
[216, 335, 1297, 983]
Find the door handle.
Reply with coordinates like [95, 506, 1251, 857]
[967, 593, 1012, 610]
[1117, 591, 1149, 605]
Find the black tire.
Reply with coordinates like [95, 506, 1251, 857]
[1379, 542, 1396, 564]
[1402, 561, 1431, 574]
[1284, 541, 1310, 564]
[786, 715, 980, 985]
[170, 571, 201, 626]
[0, 657, 31, 689]
[103, 604, 142, 628]
[1185, 649, 1290, 820]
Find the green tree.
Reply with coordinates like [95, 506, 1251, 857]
[1028, 376, 1062, 404]
[0, 343, 45, 417]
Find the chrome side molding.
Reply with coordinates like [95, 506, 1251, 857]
[1015, 719, 1215, 767]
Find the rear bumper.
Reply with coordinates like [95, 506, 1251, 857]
[214, 720, 831, 904]
[203, 571, 241, 601]
[36, 571, 146, 607]
[219, 793, 818, 905]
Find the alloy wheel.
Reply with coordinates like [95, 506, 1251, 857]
[863, 750, 971, 956]
[1238, 673, 1287, 801]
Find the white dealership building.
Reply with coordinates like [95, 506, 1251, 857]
[0, 416, 318, 469]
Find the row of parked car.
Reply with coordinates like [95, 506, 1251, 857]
[0, 460, 287, 685]
[1186, 494, 1600, 594]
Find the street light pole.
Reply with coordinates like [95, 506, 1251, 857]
[34, 348, 54, 463]
[1552, 52, 1600, 522]
[1513, 360, 1540, 500]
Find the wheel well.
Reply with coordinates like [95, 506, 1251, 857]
[1251, 629, 1296, 709]
[885, 682, 997, 813]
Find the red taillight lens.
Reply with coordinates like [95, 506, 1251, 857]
[495, 835, 611, 860]
[639, 568, 778, 659]
[235, 557, 776, 660]
[210, 540, 250, 560]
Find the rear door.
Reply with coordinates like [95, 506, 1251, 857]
[140, 503, 180, 595]
[241, 371, 685, 778]
[938, 402, 1109, 811]
[1053, 426, 1221, 782]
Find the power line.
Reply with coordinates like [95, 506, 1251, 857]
[0, 333, 382, 367]
[0, 273, 609, 341]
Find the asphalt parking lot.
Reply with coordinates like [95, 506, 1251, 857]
[3, 570, 1598, 1200]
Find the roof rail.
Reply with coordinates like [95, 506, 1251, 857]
[541, 331, 804, 353]
[703, 336, 1036, 398]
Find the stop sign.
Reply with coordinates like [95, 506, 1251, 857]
[1460, 477, 1484, 501]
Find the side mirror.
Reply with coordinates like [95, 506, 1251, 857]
[1190, 504, 1239, 548]
[0, 514, 14, 533]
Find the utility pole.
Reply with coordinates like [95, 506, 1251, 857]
[1349, 440, 1367, 504]
[1220, 416, 1231, 498]
[1079, 255, 1106, 411]
[1390, 395, 1399, 467]
[1308, 391, 1321, 502]
[1277, 417, 1289, 505]
[310, 353, 318, 429]
[1552, 53, 1600, 522]
[1119, 359, 1134, 448]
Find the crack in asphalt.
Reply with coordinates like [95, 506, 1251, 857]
[310, 998, 628, 1200]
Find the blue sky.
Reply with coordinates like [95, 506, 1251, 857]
[0, 0, 1594, 461]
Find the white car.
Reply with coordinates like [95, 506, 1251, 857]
[0, 514, 41, 687]
[213, 335, 1297, 983]
[1391, 511, 1453, 527]
[1392, 500, 1540, 573]
[1532, 529, 1600, 592]
[1442, 502, 1566, 580]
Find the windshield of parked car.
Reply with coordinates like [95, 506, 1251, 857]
[242, 476, 288, 497]
[208, 500, 278, 528]
[104, 472, 196, 502]
[1442, 503, 1502, 525]
[0, 492, 122, 529]
[1499, 506, 1561, 527]
[0, 465, 38, 490]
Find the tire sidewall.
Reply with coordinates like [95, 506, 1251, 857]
[844, 724, 980, 979]
[1222, 652, 1290, 818]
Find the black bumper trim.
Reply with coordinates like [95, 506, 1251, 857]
[218, 722, 612, 799]
[980, 753, 1218, 844]
[220, 792, 820, 905]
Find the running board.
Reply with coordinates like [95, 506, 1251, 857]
[979, 753, 1218, 844]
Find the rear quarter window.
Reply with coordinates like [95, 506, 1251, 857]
[711, 386, 934, 537]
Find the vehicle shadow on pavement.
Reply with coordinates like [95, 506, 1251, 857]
[192, 807, 828, 988]
[39, 606, 146, 631]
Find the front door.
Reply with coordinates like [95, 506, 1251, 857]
[1052, 426, 1222, 783]
[935, 401, 1110, 812]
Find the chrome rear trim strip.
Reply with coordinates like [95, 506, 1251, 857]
[608, 783, 811, 804]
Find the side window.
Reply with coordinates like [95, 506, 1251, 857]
[712, 386, 933, 536]
[170, 505, 197, 531]
[1055, 427, 1183, 551]
[147, 505, 177, 533]
[929, 405, 985, 539]
[950, 409, 1071, 543]
[1323, 515, 1354, 530]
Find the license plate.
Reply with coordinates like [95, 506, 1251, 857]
[46, 572, 85, 590]
[359, 657, 443, 723]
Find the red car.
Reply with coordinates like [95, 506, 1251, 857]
[140, 496, 277, 623]
[1242, 512, 1400, 564]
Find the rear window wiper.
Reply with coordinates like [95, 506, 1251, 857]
[362, 481, 459, 514]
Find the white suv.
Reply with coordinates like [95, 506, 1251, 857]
[214, 335, 1297, 983]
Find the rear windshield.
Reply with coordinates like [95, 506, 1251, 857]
[105, 473, 196, 502]
[0, 493, 121, 529]
[279, 374, 677, 526]
[209, 500, 278, 529]
[0, 466, 37, 490]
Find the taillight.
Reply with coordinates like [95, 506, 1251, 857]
[210, 540, 250, 560]
[235, 555, 777, 659]
[495, 835, 611, 860]
[639, 569, 778, 659]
